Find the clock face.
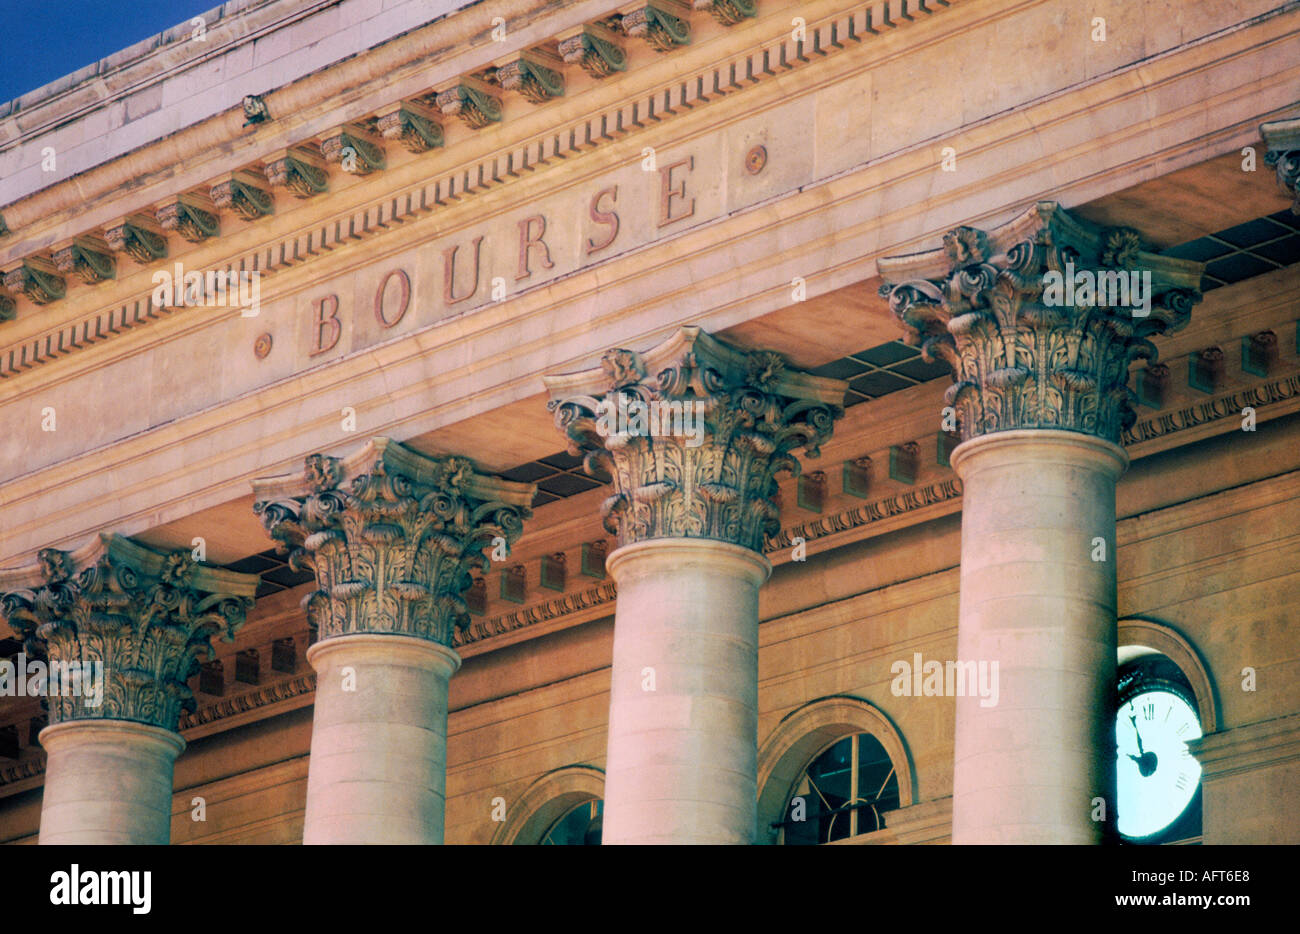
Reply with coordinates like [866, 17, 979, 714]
[1116, 687, 1203, 840]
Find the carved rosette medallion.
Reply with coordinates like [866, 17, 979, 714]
[1261, 117, 1300, 214]
[0, 535, 257, 731]
[435, 83, 503, 130]
[544, 327, 846, 553]
[252, 439, 536, 645]
[878, 202, 1205, 445]
[558, 30, 626, 78]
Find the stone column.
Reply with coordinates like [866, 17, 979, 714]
[253, 438, 535, 845]
[0, 535, 257, 845]
[880, 203, 1203, 843]
[1261, 117, 1300, 214]
[545, 327, 846, 843]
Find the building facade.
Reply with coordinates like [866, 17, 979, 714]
[0, 0, 1297, 845]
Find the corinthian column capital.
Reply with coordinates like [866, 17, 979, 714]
[544, 326, 846, 553]
[878, 202, 1205, 445]
[0, 534, 258, 731]
[1261, 117, 1300, 213]
[252, 438, 535, 645]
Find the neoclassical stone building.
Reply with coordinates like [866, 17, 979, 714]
[0, 0, 1297, 845]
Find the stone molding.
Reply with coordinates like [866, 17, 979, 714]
[0, 534, 257, 731]
[454, 580, 617, 648]
[0, 0, 958, 366]
[1260, 116, 1300, 213]
[545, 326, 846, 553]
[1122, 372, 1300, 449]
[252, 437, 536, 645]
[1191, 713, 1300, 782]
[879, 202, 1205, 445]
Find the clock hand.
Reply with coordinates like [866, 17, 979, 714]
[1129, 714, 1146, 756]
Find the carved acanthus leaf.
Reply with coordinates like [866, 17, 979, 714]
[2, 260, 66, 305]
[252, 439, 536, 645]
[558, 30, 626, 78]
[0, 535, 257, 730]
[877, 202, 1205, 444]
[545, 327, 846, 553]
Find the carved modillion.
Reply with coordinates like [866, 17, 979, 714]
[265, 148, 329, 199]
[211, 170, 275, 221]
[435, 79, 504, 129]
[2, 259, 66, 305]
[105, 216, 168, 265]
[320, 125, 386, 175]
[376, 102, 445, 153]
[623, 1, 691, 52]
[157, 197, 219, 243]
[1260, 117, 1300, 213]
[52, 238, 116, 285]
[558, 26, 627, 78]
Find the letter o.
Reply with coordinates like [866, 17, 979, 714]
[374, 268, 411, 327]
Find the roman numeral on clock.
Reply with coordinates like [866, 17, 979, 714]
[1175, 773, 1189, 791]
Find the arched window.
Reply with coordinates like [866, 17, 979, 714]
[776, 732, 901, 844]
[488, 765, 605, 845]
[756, 696, 914, 845]
[541, 799, 603, 845]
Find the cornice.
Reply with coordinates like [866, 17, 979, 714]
[0, 0, 964, 377]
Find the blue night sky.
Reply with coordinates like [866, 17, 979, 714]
[1, 0, 221, 105]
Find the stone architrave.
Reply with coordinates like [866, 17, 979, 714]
[0, 534, 257, 845]
[252, 438, 535, 845]
[878, 202, 1204, 844]
[544, 326, 846, 843]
